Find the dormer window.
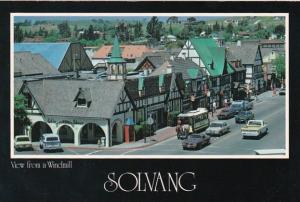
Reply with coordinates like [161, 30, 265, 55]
[74, 88, 92, 108]
[77, 98, 87, 107]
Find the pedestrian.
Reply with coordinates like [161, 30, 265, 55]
[213, 101, 216, 113]
[224, 98, 228, 108]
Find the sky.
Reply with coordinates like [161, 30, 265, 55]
[14, 16, 225, 23]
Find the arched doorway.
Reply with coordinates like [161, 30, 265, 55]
[31, 121, 52, 142]
[80, 123, 105, 144]
[112, 120, 123, 145]
[58, 125, 74, 143]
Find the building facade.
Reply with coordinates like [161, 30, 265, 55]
[177, 38, 235, 108]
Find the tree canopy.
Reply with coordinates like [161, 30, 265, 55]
[14, 95, 31, 136]
[273, 54, 285, 79]
[146, 16, 163, 42]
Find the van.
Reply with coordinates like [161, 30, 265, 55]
[230, 101, 245, 114]
[39, 133, 63, 152]
[230, 100, 253, 114]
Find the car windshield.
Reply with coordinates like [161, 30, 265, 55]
[239, 111, 247, 115]
[248, 121, 261, 126]
[46, 137, 59, 141]
[17, 137, 30, 142]
[179, 117, 192, 125]
[210, 123, 223, 127]
[231, 104, 241, 108]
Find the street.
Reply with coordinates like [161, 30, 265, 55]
[14, 91, 286, 156]
[124, 92, 286, 156]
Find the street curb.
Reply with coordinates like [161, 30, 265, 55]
[63, 133, 177, 151]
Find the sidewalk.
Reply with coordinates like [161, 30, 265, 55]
[59, 126, 177, 150]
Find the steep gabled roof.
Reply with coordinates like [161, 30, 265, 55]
[169, 58, 207, 80]
[226, 41, 260, 65]
[190, 38, 234, 76]
[14, 43, 71, 69]
[14, 52, 59, 76]
[135, 56, 166, 71]
[24, 79, 124, 119]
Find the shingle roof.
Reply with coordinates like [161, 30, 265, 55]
[226, 41, 260, 65]
[14, 43, 70, 69]
[125, 74, 173, 100]
[135, 55, 166, 71]
[190, 38, 234, 76]
[14, 52, 59, 76]
[14, 78, 24, 96]
[260, 47, 285, 59]
[25, 79, 124, 119]
[169, 58, 207, 80]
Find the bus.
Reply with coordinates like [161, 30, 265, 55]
[176, 108, 209, 138]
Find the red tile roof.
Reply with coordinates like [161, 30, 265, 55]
[93, 45, 152, 59]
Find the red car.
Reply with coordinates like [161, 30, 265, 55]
[217, 108, 235, 120]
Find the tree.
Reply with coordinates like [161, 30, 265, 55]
[14, 95, 31, 136]
[146, 16, 163, 42]
[134, 21, 143, 39]
[256, 22, 263, 31]
[274, 24, 285, 38]
[226, 23, 234, 34]
[14, 24, 24, 42]
[187, 17, 196, 24]
[167, 16, 178, 35]
[87, 25, 96, 40]
[57, 21, 71, 38]
[273, 54, 285, 80]
[213, 21, 220, 32]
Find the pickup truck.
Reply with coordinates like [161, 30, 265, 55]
[241, 120, 268, 138]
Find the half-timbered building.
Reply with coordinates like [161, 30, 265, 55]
[177, 38, 235, 108]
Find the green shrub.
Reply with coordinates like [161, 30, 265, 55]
[168, 110, 181, 126]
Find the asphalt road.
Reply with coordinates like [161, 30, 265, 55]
[124, 93, 286, 156]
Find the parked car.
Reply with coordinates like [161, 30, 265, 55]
[279, 88, 286, 95]
[205, 121, 230, 136]
[241, 120, 268, 139]
[230, 100, 253, 114]
[182, 134, 210, 150]
[235, 111, 255, 123]
[14, 135, 33, 151]
[243, 100, 253, 110]
[39, 133, 63, 152]
[217, 108, 235, 120]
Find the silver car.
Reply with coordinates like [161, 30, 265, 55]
[39, 133, 63, 152]
[205, 121, 230, 136]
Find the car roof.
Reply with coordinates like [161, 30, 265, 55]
[210, 121, 225, 124]
[42, 133, 59, 138]
[15, 135, 30, 138]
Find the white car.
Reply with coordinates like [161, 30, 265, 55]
[14, 135, 33, 151]
[39, 133, 63, 152]
[205, 121, 230, 136]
